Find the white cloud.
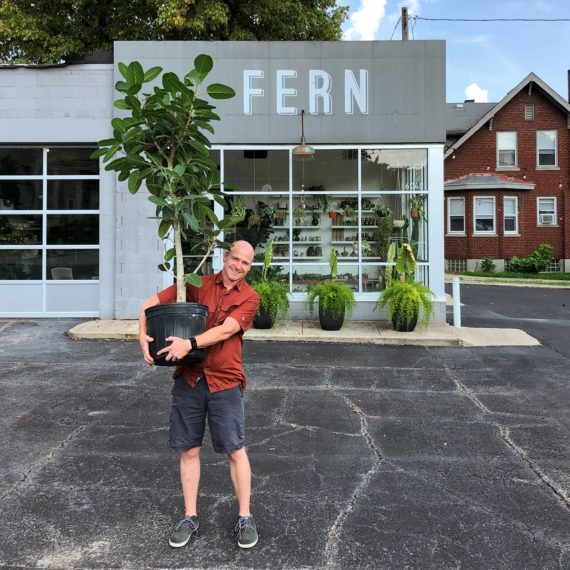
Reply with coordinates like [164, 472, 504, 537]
[343, 0, 388, 41]
[465, 83, 489, 102]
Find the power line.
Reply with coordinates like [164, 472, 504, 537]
[414, 16, 570, 22]
[390, 16, 402, 40]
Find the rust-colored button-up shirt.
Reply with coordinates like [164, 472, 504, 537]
[156, 272, 259, 393]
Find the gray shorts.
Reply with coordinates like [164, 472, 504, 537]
[169, 376, 245, 454]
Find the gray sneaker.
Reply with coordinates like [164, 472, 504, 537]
[169, 515, 199, 548]
[234, 515, 258, 549]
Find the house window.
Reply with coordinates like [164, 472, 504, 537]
[497, 132, 517, 168]
[537, 130, 557, 167]
[503, 196, 518, 234]
[537, 197, 556, 225]
[524, 104, 534, 120]
[447, 197, 465, 234]
[474, 196, 495, 234]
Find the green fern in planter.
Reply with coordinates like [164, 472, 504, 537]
[304, 249, 356, 319]
[377, 243, 435, 329]
[378, 280, 434, 328]
[250, 241, 289, 324]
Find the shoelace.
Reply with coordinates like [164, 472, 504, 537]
[175, 517, 198, 532]
[235, 517, 254, 533]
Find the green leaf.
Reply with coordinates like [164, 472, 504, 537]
[158, 262, 170, 272]
[185, 69, 203, 87]
[128, 61, 145, 85]
[329, 248, 338, 279]
[206, 83, 236, 100]
[164, 248, 175, 262]
[158, 219, 171, 238]
[118, 62, 129, 79]
[194, 54, 213, 75]
[111, 118, 126, 133]
[182, 211, 200, 232]
[115, 80, 129, 93]
[188, 140, 210, 158]
[127, 171, 142, 194]
[144, 66, 162, 82]
[173, 164, 185, 177]
[148, 196, 169, 208]
[185, 273, 202, 287]
[114, 99, 129, 110]
[90, 148, 107, 159]
[162, 72, 189, 95]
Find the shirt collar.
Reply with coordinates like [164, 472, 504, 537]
[215, 271, 244, 292]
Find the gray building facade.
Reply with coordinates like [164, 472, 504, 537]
[0, 40, 446, 320]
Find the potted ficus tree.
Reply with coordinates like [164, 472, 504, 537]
[250, 241, 289, 329]
[377, 243, 435, 332]
[305, 248, 356, 331]
[92, 56, 241, 366]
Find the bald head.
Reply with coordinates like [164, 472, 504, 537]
[221, 240, 255, 287]
[230, 240, 255, 263]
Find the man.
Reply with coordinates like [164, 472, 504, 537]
[139, 240, 260, 549]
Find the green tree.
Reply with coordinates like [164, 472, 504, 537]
[0, 0, 349, 64]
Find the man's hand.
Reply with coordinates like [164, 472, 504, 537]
[140, 334, 155, 365]
[157, 336, 192, 362]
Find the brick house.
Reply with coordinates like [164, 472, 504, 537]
[444, 72, 570, 272]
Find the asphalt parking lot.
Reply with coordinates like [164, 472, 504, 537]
[1, 300, 570, 569]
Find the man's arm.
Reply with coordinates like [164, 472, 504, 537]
[139, 294, 161, 364]
[157, 316, 241, 362]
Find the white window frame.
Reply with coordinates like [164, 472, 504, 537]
[496, 131, 517, 169]
[503, 196, 518, 235]
[473, 196, 496, 235]
[524, 104, 534, 120]
[537, 197, 557, 226]
[536, 130, 558, 168]
[447, 196, 465, 235]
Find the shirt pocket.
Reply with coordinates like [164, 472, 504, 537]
[214, 302, 239, 326]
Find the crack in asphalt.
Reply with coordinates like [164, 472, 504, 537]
[322, 382, 384, 570]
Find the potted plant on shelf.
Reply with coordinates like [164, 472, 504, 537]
[93, 56, 241, 366]
[305, 248, 356, 331]
[250, 241, 289, 329]
[409, 195, 426, 258]
[377, 243, 435, 332]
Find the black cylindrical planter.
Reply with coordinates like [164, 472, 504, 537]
[145, 303, 208, 366]
[319, 305, 345, 331]
[392, 310, 418, 332]
[253, 307, 274, 329]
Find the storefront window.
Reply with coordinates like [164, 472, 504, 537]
[47, 180, 99, 210]
[0, 180, 42, 210]
[0, 146, 100, 282]
[47, 249, 99, 280]
[220, 146, 430, 293]
[0, 148, 42, 175]
[0, 249, 42, 280]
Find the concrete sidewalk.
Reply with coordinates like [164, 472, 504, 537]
[67, 318, 540, 348]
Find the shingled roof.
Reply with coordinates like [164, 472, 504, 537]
[445, 73, 570, 159]
[445, 173, 535, 192]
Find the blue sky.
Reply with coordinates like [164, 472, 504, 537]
[341, 0, 570, 103]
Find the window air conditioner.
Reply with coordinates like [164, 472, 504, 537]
[539, 213, 555, 225]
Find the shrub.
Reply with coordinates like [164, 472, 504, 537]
[481, 258, 496, 272]
[508, 243, 554, 273]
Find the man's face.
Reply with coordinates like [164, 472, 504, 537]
[222, 243, 253, 284]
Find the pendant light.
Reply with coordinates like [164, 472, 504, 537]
[292, 109, 315, 158]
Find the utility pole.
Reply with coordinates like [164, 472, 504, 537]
[401, 6, 409, 40]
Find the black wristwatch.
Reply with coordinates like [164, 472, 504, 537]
[188, 337, 198, 352]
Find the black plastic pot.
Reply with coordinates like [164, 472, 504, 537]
[253, 307, 274, 329]
[319, 305, 345, 331]
[391, 310, 418, 332]
[145, 303, 208, 366]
